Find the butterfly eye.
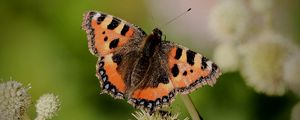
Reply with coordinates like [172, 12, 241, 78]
[152, 28, 162, 37]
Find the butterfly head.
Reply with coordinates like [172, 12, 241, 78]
[152, 28, 163, 40]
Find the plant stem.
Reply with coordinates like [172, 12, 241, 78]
[23, 113, 31, 120]
[180, 94, 203, 120]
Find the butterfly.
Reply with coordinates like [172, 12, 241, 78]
[82, 11, 221, 112]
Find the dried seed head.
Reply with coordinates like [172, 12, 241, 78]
[132, 110, 188, 120]
[35, 93, 60, 120]
[0, 80, 31, 120]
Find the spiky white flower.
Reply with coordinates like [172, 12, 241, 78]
[291, 102, 300, 120]
[213, 41, 239, 73]
[283, 51, 300, 96]
[240, 30, 294, 96]
[209, 0, 250, 41]
[132, 110, 188, 120]
[0, 80, 31, 120]
[250, 0, 274, 13]
[35, 93, 60, 120]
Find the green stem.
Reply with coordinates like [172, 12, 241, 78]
[23, 113, 31, 120]
[180, 94, 203, 120]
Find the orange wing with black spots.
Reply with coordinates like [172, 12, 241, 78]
[96, 55, 126, 99]
[127, 52, 177, 111]
[82, 11, 146, 56]
[128, 83, 176, 111]
[127, 42, 221, 112]
[167, 43, 221, 94]
[82, 11, 146, 99]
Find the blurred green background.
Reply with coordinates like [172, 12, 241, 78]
[0, 0, 299, 120]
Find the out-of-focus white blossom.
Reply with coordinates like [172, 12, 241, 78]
[0, 80, 31, 120]
[240, 31, 294, 96]
[291, 102, 300, 120]
[213, 41, 239, 73]
[250, 0, 273, 13]
[35, 93, 60, 120]
[209, 0, 250, 41]
[284, 51, 300, 96]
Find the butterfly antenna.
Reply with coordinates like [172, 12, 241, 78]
[150, 13, 157, 26]
[161, 8, 192, 28]
[148, 10, 159, 29]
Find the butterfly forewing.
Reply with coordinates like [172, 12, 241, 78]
[82, 11, 146, 56]
[165, 42, 221, 94]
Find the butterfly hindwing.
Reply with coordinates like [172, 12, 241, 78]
[127, 51, 176, 111]
[166, 42, 221, 94]
[127, 42, 221, 111]
[97, 55, 126, 99]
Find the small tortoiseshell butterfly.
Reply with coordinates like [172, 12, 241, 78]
[82, 11, 221, 112]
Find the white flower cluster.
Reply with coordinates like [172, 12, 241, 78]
[209, 0, 300, 96]
[213, 41, 239, 72]
[209, 0, 300, 119]
[284, 51, 300, 96]
[0, 80, 61, 120]
[132, 110, 188, 120]
[291, 102, 300, 120]
[35, 93, 61, 120]
[0, 80, 31, 120]
[209, 0, 250, 41]
[240, 31, 293, 96]
[209, 0, 250, 73]
[250, 0, 274, 13]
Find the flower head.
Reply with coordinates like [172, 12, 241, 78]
[0, 80, 31, 120]
[240, 31, 294, 96]
[283, 51, 300, 96]
[213, 41, 239, 73]
[132, 110, 187, 120]
[291, 102, 300, 120]
[35, 93, 61, 120]
[209, 0, 250, 41]
[250, 0, 274, 13]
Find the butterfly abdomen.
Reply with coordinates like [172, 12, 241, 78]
[129, 28, 164, 87]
